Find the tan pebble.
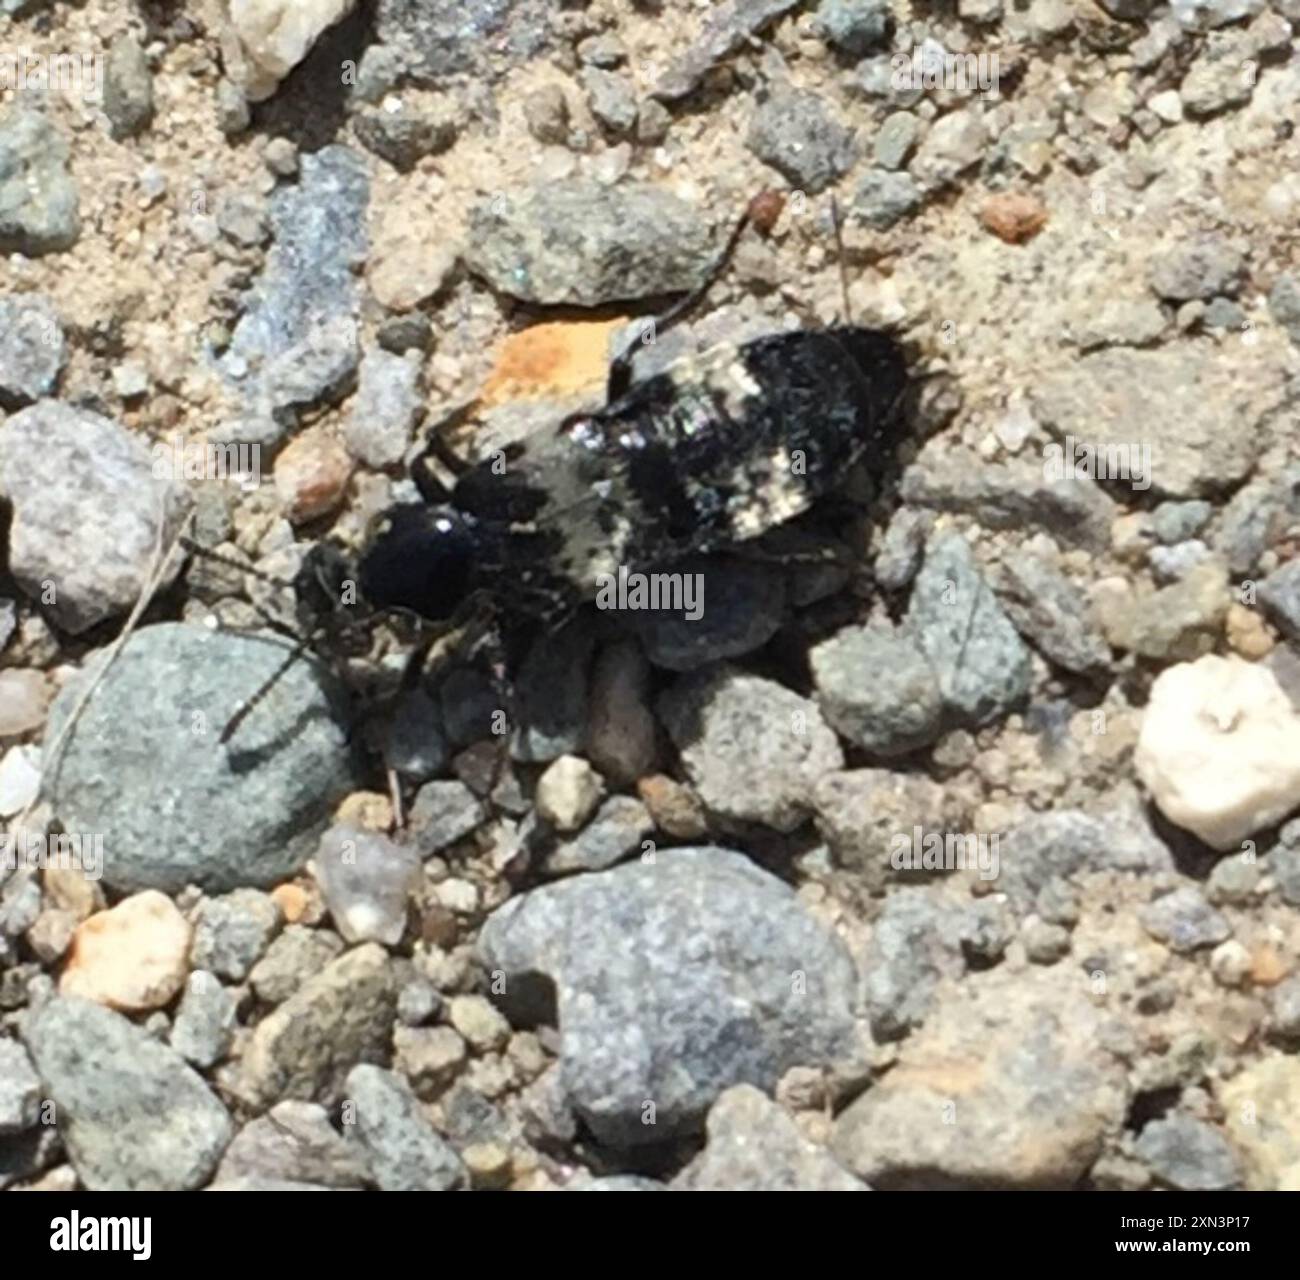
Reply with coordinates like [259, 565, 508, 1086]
[0, 669, 52, 737]
[60, 890, 191, 1012]
[462, 1141, 512, 1189]
[273, 430, 352, 524]
[1226, 603, 1274, 659]
[1250, 943, 1289, 987]
[636, 774, 708, 839]
[335, 790, 394, 832]
[270, 882, 309, 924]
[979, 192, 1048, 244]
[367, 235, 455, 312]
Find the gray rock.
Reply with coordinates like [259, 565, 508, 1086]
[659, 668, 844, 832]
[0, 293, 64, 407]
[377, 312, 433, 354]
[213, 1100, 367, 1189]
[1273, 841, 1300, 907]
[190, 889, 283, 981]
[511, 619, 592, 763]
[478, 848, 858, 1145]
[998, 808, 1173, 906]
[813, 768, 967, 891]
[852, 168, 921, 229]
[911, 108, 988, 190]
[1214, 466, 1300, 576]
[1153, 500, 1213, 544]
[256, 315, 360, 424]
[1033, 345, 1282, 498]
[1206, 853, 1259, 905]
[627, 557, 786, 671]
[545, 795, 654, 875]
[674, 1085, 867, 1190]
[994, 554, 1111, 676]
[874, 111, 919, 169]
[23, 997, 233, 1190]
[1259, 560, 1300, 643]
[0, 108, 80, 255]
[1267, 974, 1300, 1042]
[0, 870, 40, 939]
[248, 926, 346, 1005]
[0, 401, 188, 633]
[1180, 31, 1257, 116]
[104, 35, 154, 139]
[216, 192, 268, 247]
[345, 349, 423, 468]
[215, 78, 251, 135]
[1095, 559, 1229, 660]
[810, 624, 943, 754]
[1170, 0, 1263, 26]
[374, 0, 554, 84]
[906, 533, 1032, 727]
[466, 181, 714, 306]
[1135, 1115, 1241, 1190]
[652, 0, 806, 101]
[1148, 237, 1244, 302]
[863, 888, 968, 1041]
[222, 146, 369, 407]
[1268, 273, 1300, 345]
[900, 447, 1117, 552]
[1023, 919, 1072, 964]
[1148, 539, 1212, 583]
[439, 666, 502, 748]
[815, 0, 892, 54]
[315, 825, 419, 946]
[351, 44, 408, 104]
[408, 779, 487, 855]
[582, 68, 638, 135]
[833, 967, 1129, 1188]
[241, 943, 397, 1108]
[747, 87, 855, 193]
[1140, 887, 1231, 953]
[169, 971, 237, 1069]
[343, 1065, 466, 1190]
[354, 97, 460, 171]
[0, 1038, 41, 1134]
[875, 508, 931, 589]
[397, 978, 442, 1026]
[45, 624, 354, 893]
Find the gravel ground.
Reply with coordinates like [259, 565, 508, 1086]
[2, 0, 1300, 1193]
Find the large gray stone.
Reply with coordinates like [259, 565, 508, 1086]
[23, 997, 233, 1190]
[45, 624, 354, 893]
[478, 848, 859, 1146]
[0, 401, 188, 633]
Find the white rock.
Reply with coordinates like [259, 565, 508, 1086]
[1135, 655, 1300, 851]
[60, 890, 191, 1011]
[0, 746, 41, 818]
[534, 755, 605, 832]
[227, 0, 358, 103]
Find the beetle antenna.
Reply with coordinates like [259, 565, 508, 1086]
[220, 630, 318, 745]
[180, 536, 297, 592]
